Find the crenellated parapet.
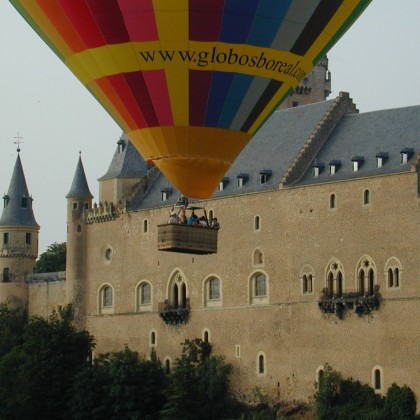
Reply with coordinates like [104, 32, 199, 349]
[84, 200, 126, 224]
[280, 92, 358, 187]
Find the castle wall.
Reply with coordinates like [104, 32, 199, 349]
[80, 169, 420, 404]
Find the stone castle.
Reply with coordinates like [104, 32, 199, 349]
[1, 59, 419, 405]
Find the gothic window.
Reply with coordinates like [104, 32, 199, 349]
[385, 257, 402, 289]
[204, 277, 221, 307]
[325, 259, 345, 297]
[300, 265, 315, 295]
[250, 272, 269, 305]
[356, 257, 377, 296]
[169, 272, 188, 310]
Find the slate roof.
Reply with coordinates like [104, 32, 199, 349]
[66, 155, 93, 199]
[0, 154, 39, 227]
[123, 97, 419, 210]
[99, 137, 149, 181]
[299, 105, 420, 185]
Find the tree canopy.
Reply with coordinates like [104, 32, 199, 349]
[35, 241, 66, 273]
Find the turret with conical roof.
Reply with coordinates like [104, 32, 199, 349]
[66, 153, 92, 325]
[0, 151, 39, 307]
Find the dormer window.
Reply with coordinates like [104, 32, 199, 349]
[3, 195, 9, 209]
[312, 163, 324, 178]
[259, 170, 272, 184]
[329, 160, 341, 175]
[218, 178, 229, 192]
[117, 139, 125, 153]
[161, 189, 171, 202]
[351, 156, 364, 172]
[376, 152, 388, 168]
[21, 196, 28, 208]
[72, 202, 78, 210]
[237, 174, 249, 188]
[400, 148, 413, 164]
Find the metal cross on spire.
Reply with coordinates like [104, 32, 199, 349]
[14, 132, 24, 153]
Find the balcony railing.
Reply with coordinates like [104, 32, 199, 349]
[158, 299, 190, 325]
[318, 287, 380, 318]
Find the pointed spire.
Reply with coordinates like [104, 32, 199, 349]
[0, 153, 39, 227]
[66, 153, 93, 199]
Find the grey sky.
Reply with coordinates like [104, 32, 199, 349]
[0, 0, 419, 253]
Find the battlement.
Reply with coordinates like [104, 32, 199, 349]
[26, 271, 66, 284]
[84, 200, 126, 224]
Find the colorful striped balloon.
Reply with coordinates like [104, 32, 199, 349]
[9, 0, 371, 198]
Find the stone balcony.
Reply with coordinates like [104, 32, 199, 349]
[158, 299, 190, 325]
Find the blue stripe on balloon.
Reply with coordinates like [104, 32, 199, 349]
[247, 0, 292, 47]
[218, 73, 254, 129]
[205, 72, 235, 127]
[219, 0, 260, 43]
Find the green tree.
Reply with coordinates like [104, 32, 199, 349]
[0, 303, 26, 357]
[161, 338, 232, 420]
[314, 364, 343, 419]
[70, 346, 167, 420]
[35, 241, 66, 273]
[0, 305, 94, 420]
[383, 383, 417, 420]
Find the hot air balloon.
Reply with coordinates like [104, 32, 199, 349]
[9, 0, 371, 198]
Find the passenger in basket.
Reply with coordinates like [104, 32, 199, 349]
[187, 211, 198, 226]
[168, 209, 180, 224]
[198, 216, 208, 227]
[210, 217, 220, 229]
[178, 206, 187, 224]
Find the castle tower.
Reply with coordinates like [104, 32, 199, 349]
[65, 153, 92, 324]
[0, 151, 39, 308]
[278, 55, 332, 109]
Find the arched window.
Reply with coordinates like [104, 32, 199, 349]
[169, 272, 188, 310]
[204, 277, 221, 307]
[388, 268, 394, 287]
[337, 271, 343, 297]
[254, 215, 261, 231]
[358, 269, 365, 295]
[76, 224, 82, 233]
[256, 352, 266, 375]
[253, 249, 263, 266]
[374, 369, 381, 390]
[356, 257, 377, 296]
[368, 269, 375, 295]
[250, 272, 269, 305]
[300, 266, 315, 295]
[325, 259, 345, 298]
[203, 330, 209, 343]
[99, 285, 114, 314]
[140, 283, 151, 305]
[102, 286, 113, 308]
[372, 366, 383, 392]
[327, 272, 334, 296]
[164, 359, 171, 374]
[330, 194, 336, 209]
[150, 331, 156, 346]
[143, 219, 148, 233]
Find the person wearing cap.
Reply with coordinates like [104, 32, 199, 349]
[168, 208, 180, 224]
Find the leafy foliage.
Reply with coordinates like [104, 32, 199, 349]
[0, 305, 94, 420]
[383, 383, 417, 420]
[160, 338, 232, 420]
[35, 241, 66, 273]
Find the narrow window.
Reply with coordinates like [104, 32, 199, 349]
[327, 272, 334, 297]
[208, 278, 220, 300]
[236, 345, 241, 358]
[352, 161, 359, 172]
[25, 232, 31, 245]
[329, 194, 336, 209]
[313, 167, 320, 177]
[3, 232, 9, 245]
[258, 354, 265, 374]
[204, 331, 209, 343]
[364, 190, 371, 205]
[150, 331, 156, 346]
[388, 268, 394, 287]
[161, 191, 167, 202]
[318, 369, 324, 382]
[368, 269, 374, 295]
[237, 177, 243, 188]
[308, 275, 313, 293]
[374, 369, 381, 390]
[394, 268, 399, 287]
[330, 165, 336, 175]
[303, 275, 308, 293]
[218, 181, 224, 191]
[260, 173, 267, 184]
[337, 272, 343, 297]
[359, 269, 365, 295]
[72, 202, 78, 210]
[143, 219, 148, 233]
[254, 216, 260, 231]
[165, 359, 171, 374]
[377, 157, 383, 168]
[2, 268, 10, 282]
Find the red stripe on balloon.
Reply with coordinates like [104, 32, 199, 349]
[82, 0, 130, 44]
[95, 77, 139, 131]
[124, 72, 159, 127]
[117, 0, 159, 41]
[143, 71, 174, 126]
[189, 70, 212, 126]
[59, 0, 106, 48]
[104, 74, 148, 129]
[36, 0, 86, 52]
[189, 0, 225, 41]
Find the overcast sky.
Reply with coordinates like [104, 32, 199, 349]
[0, 1, 419, 253]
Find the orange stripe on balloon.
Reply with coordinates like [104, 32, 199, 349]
[36, 0, 86, 53]
[94, 78, 138, 132]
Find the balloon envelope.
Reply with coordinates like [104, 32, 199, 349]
[9, 0, 371, 198]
